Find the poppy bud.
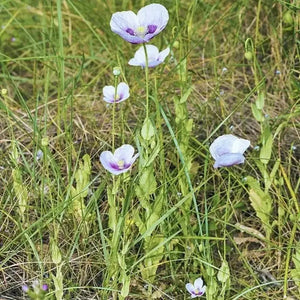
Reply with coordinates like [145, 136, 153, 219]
[113, 67, 121, 76]
[173, 41, 179, 49]
[244, 51, 253, 61]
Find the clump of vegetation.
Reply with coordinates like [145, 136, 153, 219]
[0, 0, 299, 299]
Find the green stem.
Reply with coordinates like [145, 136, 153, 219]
[143, 43, 149, 121]
[112, 76, 118, 151]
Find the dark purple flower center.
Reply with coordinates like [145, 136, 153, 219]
[110, 161, 131, 171]
[126, 28, 135, 36]
[147, 24, 157, 34]
[126, 25, 157, 38]
[192, 290, 203, 296]
[115, 93, 123, 102]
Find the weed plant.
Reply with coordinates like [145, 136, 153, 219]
[0, 0, 299, 299]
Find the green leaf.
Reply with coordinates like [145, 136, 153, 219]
[50, 239, 62, 265]
[138, 166, 157, 197]
[120, 273, 130, 297]
[260, 132, 273, 164]
[145, 143, 160, 167]
[52, 266, 64, 300]
[141, 236, 164, 283]
[217, 260, 230, 283]
[249, 187, 272, 237]
[180, 86, 193, 103]
[251, 103, 263, 122]
[132, 208, 146, 234]
[256, 92, 265, 109]
[246, 176, 272, 238]
[12, 168, 29, 217]
[141, 118, 155, 140]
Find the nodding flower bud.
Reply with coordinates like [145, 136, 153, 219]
[1, 88, 7, 95]
[113, 67, 121, 76]
[244, 51, 253, 61]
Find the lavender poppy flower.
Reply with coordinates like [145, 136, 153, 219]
[186, 277, 206, 298]
[110, 3, 169, 44]
[103, 82, 129, 103]
[209, 134, 250, 168]
[128, 45, 170, 68]
[100, 144, 139, 175]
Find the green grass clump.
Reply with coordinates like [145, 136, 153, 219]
[0, 0, 299, 299]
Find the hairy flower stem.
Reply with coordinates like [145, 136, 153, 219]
[143, 43, 149, 121]
[112, 75, 118, 151]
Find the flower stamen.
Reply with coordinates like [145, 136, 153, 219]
[136, 26, 146, 37]
[117, 160, 125, 168]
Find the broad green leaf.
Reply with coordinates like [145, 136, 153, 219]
[246, 176, 272, 238]
[217, 260, 230, 283]
[132, 208, 146, 234]
[141, 236, 164, 283]
[52, 266, 63, 300]
[217, 260, 231, 299]
[141, 118, 155, 140]
[120, 273, 130, 297]
[260, 132, 273, 164]
[51, 239, 62, 265]
[249, 188, 272, 237]
[256, 92, 265, 109]
[12, 168, 29, 218]
[251, 103, 263, 122]
[138, 166, 157, 197]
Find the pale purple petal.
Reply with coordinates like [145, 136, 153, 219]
[137, 4, 169, 42]
[128, 57, 142, 66]
[110, 4, 169, 44]
[116, 82, 130, 103]
[130, 153, 140, 165]
[145, 45, 160, 61]
[103, 85, 116, 103]
[200, 285, 206, 295]
[213, 153, 245, 168]
[148, 59, 165, 68]
[100, 151, 119, 175]
[129, 45, 168, 68]
[194, 278, 204, 290]
[114, 144, 134, 164]
[209, 134, 250, 160]
[158, 47, 170, 62]
[110, 11, 144, 44]
[128, 46, 147, 66]
[186, 283, 195, 295]
[146, 45, 165, 67]
[100, 145, 138, 175]
[231, 136, 251, 153]
[103, 83, 129, 103]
